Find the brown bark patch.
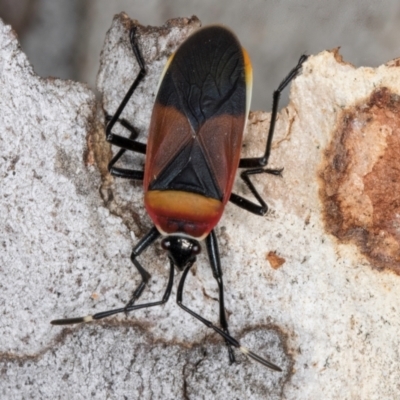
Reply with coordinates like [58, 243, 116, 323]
[321, 88, 400, 273]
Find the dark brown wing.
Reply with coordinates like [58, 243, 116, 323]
[144, 25, 252, 204]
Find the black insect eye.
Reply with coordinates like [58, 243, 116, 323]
[161, 239, 171, 250]
[192, 244, 201, 255]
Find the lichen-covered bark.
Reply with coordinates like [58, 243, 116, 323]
[2, 13, 400, 400]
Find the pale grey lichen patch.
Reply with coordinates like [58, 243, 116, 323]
[0, 324, 289, 399]
[0, 17, 126, 358]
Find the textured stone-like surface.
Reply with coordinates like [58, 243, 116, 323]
[0, 19, 99, 355]
[2, 13, 400, 400]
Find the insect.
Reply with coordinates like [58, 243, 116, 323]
[51, 24, 307, 371]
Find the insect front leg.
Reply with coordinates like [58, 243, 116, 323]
[206, 230, 235, 363]
[176, 260, 281, 370]
[51, 227, 169, 324]
[125, 226, 161, 308]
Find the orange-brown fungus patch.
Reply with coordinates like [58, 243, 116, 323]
[321, 88, 400, 273]
[266, 251, 286, 270]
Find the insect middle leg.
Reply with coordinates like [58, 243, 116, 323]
[230, 55, 308, 216]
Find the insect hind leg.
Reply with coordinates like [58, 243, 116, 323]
[238, 55, 308, 169]
[105, 26, 147, 180]
[230, 55, 308, 216]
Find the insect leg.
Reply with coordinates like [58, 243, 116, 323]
[93, 257, 175, 320]
[105, 115, 140, 141]
[51, 260, 174, 324]
[105, 26, 147, 179]
[206, 230, 235, 363]
[230, 55, 308, 215]
[105, 115, 144, 179]
[50, 227, 167, 324]
[229, 168, 283, 215]
[125, 226, 161, 307]
[108, 129, 144, 181]
[239, 55, 308, 169]
[176, 260, 281, 370]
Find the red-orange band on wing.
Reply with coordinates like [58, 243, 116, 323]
[145, 190, 224, 239]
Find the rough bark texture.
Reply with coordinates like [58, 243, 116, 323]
[1, 13, 400, 399]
